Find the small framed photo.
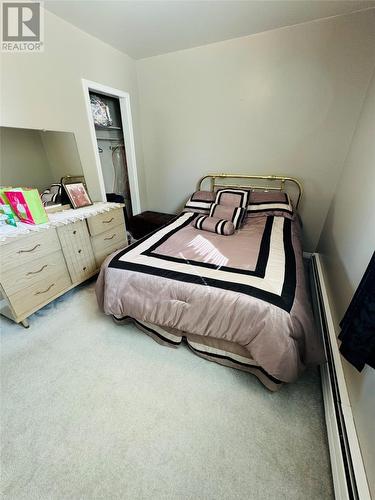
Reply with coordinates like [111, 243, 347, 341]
[64, 182, 92, 209]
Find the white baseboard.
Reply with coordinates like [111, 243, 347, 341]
[310, 254, 370, 500]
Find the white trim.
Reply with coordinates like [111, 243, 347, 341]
[248, 202, 293, 211]
[185, 201, 211, 210]
[312, 253, 370, 500]
[187, 340, 258, 367]
[81, 79, 141, 215]
[136, 319, 182, 343]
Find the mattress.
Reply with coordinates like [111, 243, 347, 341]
[96, 212, 324, 388]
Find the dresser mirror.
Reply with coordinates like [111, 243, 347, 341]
[0, 126, 84, 198]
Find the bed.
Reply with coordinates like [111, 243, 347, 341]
[96, 174, 324, 390]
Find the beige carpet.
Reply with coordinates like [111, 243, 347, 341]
[1, 281, 333, 499]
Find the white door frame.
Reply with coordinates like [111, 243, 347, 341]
[81, 79, 141, 215]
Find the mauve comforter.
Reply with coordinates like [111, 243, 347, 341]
[96, 212, 324, 383]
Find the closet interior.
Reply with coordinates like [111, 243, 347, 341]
[90, 92, 132, 220]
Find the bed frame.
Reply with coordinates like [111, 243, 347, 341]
[198, 174, 303, 209]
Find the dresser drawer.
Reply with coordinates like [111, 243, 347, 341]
[62, 250, 97, 283]
[0, 229, 60, 273]
[87, 208, 125, 236]
[57, 220, 97, 283]
[8, 260, 72, 317]
[57, 219, 89, 242]
[1, 250, 71, 296]
[91, 224, 127, 266]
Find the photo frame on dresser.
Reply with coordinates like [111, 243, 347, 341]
[61, 175, 92, 209]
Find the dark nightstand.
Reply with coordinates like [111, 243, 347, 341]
[127, 211, 176, 239]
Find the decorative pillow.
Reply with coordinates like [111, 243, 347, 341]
[247, 191, 294, 219]
[250, 191, 288, 203]
[214, 188, 249, 208]
[209, 203, 246, 229]
[194, 216, 235, 236]
[183, 190, 216, 214]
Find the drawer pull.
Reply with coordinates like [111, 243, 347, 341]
[102, 217, 114, 224]
[78, 249, 82, 254]
[35, 283, 55, 296]
[73, 230, 77, 235]
[18, 244, 41, 254]
[104, 234, 116, 241]
[26, 264, 48, 276]
[83, 266, 87, 271]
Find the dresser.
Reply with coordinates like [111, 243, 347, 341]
[0, 203, 127, 328]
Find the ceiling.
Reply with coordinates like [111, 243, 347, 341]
[45, 0, 375, 59]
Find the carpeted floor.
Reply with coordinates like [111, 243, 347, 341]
[1, 281, 333, 499]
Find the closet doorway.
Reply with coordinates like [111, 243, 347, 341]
[82, 80, 141, 219]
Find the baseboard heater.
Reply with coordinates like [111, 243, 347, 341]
[309, 254, 370, 500]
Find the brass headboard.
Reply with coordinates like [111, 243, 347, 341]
[198, 174, 303, 209]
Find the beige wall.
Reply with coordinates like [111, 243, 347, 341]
[318, 71, 375, 496]
[1, 10, 147, 208]
[137, 10, 375, 251]
[0, 127, 54, 191]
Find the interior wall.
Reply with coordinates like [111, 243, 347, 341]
[0, 127, 54, 191]
[1, 9, 147, 209]
[137, 9, 375, 251]
[318, 70, 375, 496]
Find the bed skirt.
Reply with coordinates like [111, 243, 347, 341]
[113, 315, 283, 391]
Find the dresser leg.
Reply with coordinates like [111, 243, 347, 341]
[21, 319, 30, 329]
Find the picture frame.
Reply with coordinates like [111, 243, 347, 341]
[63, 179, 92, 209]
